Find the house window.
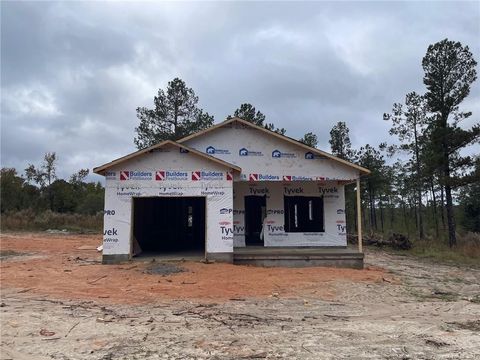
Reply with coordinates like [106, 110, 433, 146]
[284, 196, 324, 232]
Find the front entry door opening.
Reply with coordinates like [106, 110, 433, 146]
[132, 197, 206, 254]
[244, 195, 266, 246]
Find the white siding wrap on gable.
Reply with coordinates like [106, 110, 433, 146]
[102, 144, 234, 257]
[183, 123, 359, 181]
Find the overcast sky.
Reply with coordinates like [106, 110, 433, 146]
[1, 1, 479, 182]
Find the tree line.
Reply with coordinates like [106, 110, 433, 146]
[1, 153, 104, 216]
[332, 39, 479, 246]
[133, 38, 479, 246]
[1, 38, 477, 243]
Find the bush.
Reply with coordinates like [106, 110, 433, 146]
[0, 209, 103, 233]
[457, 232, 480, 259]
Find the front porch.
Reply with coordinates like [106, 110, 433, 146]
[233, 246, 364, 269]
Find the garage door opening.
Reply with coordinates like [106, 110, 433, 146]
[132, 197, 206, 256]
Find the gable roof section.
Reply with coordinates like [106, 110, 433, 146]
[178, 117, 370, 175]
[93, 140, 241, 176]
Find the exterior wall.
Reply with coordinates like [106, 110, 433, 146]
[233, 181, 346, 247]
[182, 122, 359, 181]
[99, 121, 359, 258]
[102, 144, 234, 260]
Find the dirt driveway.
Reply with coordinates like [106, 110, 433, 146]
[1, 233, 479, 359]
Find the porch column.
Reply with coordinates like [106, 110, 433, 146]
[356, 177, 363, 253]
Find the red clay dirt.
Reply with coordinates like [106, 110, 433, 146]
[0, 233, 386, 304]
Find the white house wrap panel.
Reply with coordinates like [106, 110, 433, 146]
[102, 144, 234, 257]
[94, 118, 368, 263]
[181, 122, 359, 182]
[233, 181, 346, 247]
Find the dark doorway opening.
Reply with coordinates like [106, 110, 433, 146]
[244, 195, 266, 246]
[133, 197, 205, 253]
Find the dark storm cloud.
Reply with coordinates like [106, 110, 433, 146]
[1, 1, 479, 180]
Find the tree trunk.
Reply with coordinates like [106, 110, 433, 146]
[353, 189, 357, 231]
[445, 183, 456, 247]
[416, 190, 424, 239]
[173, 103, 179, 137]
[368, 183, 375, 232]
[430, 179, 439, 238]
[402, 203, 409, 236]
[441, 113, 456, 247]
[413, 120, 424, 239]
[389, 197, 394, 229]
[440, 184, 446, 229]
[411, 199, 417, 231]
[47, 177, 53, 211]
[380, 202, 384, 233]
[362, 204, 367, 231]
[48, 187, 54, 211]
[370, 186, 377, 231]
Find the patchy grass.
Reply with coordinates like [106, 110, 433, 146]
[407, 239, 480, 267]
[429, 289, 460, 302]
[373, 232, 480, 268]
[1, 209, 102, 233]
[448, 320, 480, 332]
[469, 294, 480, 304]
[406, 286, 459, 302]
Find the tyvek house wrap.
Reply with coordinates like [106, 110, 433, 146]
[181, 122, 359, 181]
[181, 121, 353, 247]
[103, 144, 234, 257]
[233, 181, 346, 247]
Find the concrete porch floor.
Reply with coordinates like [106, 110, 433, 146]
[130, 247, 364, 269]
[233, 246, 364, 269]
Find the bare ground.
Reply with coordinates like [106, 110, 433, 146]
[1, 233, 479, 359]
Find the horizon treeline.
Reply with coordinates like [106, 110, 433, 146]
[1, 153, 104, 216]
[1, 38, 478, 243]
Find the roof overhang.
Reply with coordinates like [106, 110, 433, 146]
[93, 140, 241, 176]
[177, 117, 371, 176]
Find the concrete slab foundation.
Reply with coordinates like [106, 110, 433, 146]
[233, 247, 364, 269]
[206, 252, 233, 263]
[102, 254, 130, 264]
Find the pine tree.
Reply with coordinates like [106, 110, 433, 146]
[422, 39, 479, 246]
[228, 103, 286, 134]
[134, 78, 214, 149]
[384, 92, 429, 239]
[329, 121, 353, 160]
[299, 132, 318, 147]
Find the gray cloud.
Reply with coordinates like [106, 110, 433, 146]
[1, 1, 479, 181]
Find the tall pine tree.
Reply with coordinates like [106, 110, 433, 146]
[134, 78, 214, 149]
[422, 39, 479, 247]
[384, 92, 429, 239]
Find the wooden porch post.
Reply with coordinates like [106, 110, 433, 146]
[356, 177, 363, 253]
